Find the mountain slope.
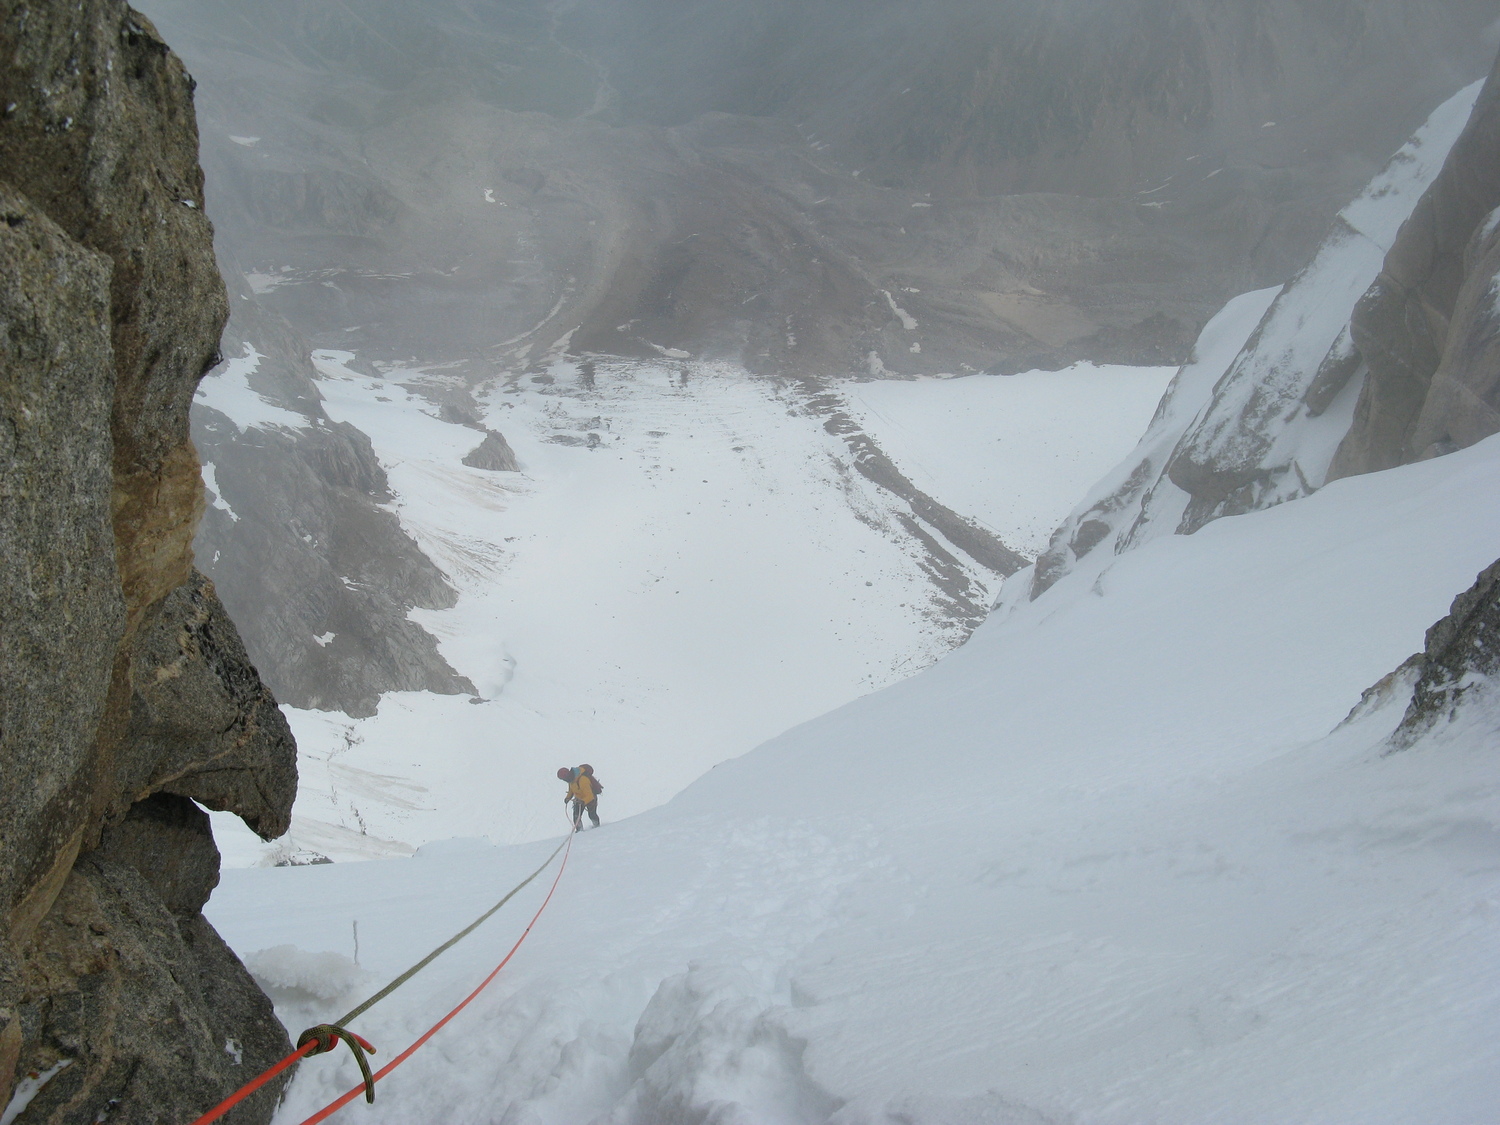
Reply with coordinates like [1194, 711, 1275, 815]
[208, 422, 1500, 1124]
[1029, 72, 1491, 597]
[139, 0, 1498, 378]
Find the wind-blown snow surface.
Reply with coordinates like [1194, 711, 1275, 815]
[213, 352, 1172, 865]
[210, 433, 1500, 1123]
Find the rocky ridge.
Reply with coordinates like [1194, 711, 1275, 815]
[1, 3, 293, 1120]
[1389, 559, 1500, 747]
[1028, 50, 1500, 598]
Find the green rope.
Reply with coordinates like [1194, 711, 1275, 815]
[331, 834, 571, 1029]
[295, 1025, 377, 1103]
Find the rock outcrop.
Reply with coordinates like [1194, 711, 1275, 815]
[1023, 47, 1500, 601]
[1388, 558, 1500, 748]
[1330, 49, 1500, 476]
[194, 290, 475, 716]
[1, 2, 295, 1120]
[462, 429, 520, 472]
[1023, 76, 1482, 597]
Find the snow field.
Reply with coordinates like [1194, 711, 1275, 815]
[841, 363, 1176, 556]
[216, 349, 1179, 865]
[209, 431, 1500, 1122]
[194, 342, 310, 432]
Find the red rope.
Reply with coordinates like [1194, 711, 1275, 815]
[295, 822, 576, 1124]
[187, 1040, 318, 1125]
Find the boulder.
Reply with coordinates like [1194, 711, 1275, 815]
[462, 428, 520, 472]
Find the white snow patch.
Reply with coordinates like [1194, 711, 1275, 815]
[1480, 204, 1500, 244]
[1, 1061, 70, 1125]
[194, 343, 310, 433]
[244, 945, 371, 1005]
[245, 269, 289, 295]
[881, 289, 918, 330]
[200, 461, 240, 522]
[1341, 79, 1483, 248]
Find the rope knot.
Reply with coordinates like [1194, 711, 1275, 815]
[296, 1024, 378, 1103]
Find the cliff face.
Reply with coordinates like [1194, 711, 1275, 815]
[1023, 45, 1500, 599]
[1331, 49, 1500, 476]
[0, 2, 295, 1120]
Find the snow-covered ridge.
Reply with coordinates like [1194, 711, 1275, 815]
[1027, 79, 1484, 599]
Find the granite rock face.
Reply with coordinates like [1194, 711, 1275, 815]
[1332, 50, 1500, 477]
[0, 2, 295, 1119]
[1026, 49, 1500, 600]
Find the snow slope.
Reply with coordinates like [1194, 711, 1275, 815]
[214, 353, 1169, 865]
[208, 429, 1500, 1123]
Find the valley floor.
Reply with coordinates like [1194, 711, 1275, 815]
[209, 356, 1169, 863]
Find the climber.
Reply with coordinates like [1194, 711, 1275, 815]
[557, 764, 602, 830]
